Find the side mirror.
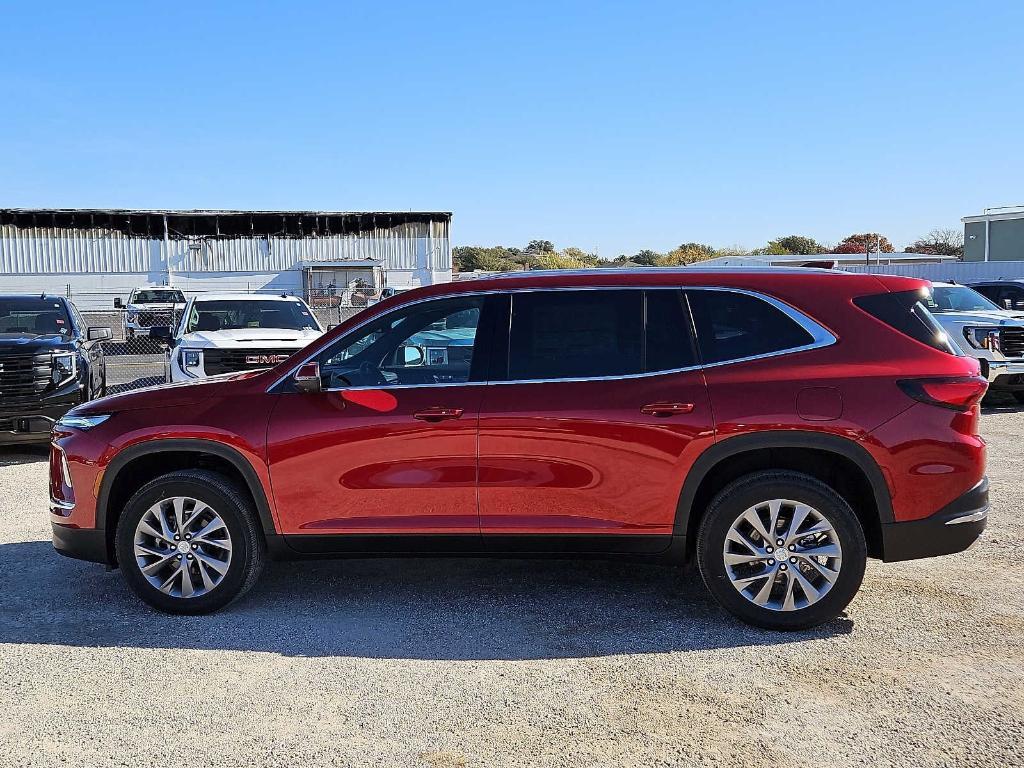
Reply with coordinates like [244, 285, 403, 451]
[113, 298, 123, 309]
[149, 326, 172, 340]
[402, 345, 425, 367]
[87, 327, 113, 341]
[294, 361, 322, 393]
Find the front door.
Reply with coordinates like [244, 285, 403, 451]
[477, 289, 714, 547]
[266, 294, 490, 538]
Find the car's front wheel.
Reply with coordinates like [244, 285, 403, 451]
[115, 469, 265, 614]
[697, 470, 867, 630]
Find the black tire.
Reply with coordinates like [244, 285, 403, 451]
[696, 470, 867, 631]
[115, 469, 265, 614]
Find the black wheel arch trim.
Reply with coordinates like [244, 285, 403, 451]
[96, 438, 278, 545]
[673, 430, 894, 536]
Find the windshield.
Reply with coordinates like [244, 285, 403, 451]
[0, 297, 72, 336]
[185, 300, 320, 334]
[926, 286, 1002, 313]
[131, 289, 185, 304]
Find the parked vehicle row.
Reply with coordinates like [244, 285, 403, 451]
[49, 269, 991, 630]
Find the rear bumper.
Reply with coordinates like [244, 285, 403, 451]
[881, 478, 989, 562]
[52, 522, 110, 565]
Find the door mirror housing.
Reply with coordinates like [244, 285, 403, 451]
[149, 326, 172, 340]
[113, 297, 123, 309]
[87, 327, 113, 341]
[294, 361, 322, 393]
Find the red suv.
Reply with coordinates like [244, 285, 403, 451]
[49, 269, 989, 629]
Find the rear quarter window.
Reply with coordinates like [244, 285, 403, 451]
[688, 290, 816, 364]
[853, 289, 961, 356]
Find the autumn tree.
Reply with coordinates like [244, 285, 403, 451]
[831, 233, 895, 254]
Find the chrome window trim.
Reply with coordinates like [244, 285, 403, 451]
[267, 285, 837, 392]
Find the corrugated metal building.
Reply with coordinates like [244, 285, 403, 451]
[0, 209, 452, 309]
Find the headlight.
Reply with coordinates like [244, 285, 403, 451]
[56, 414, 111, 430]
[52, 353, 77, 385]
[963, 327, 1001, 352]
[182, 349, 202, 368]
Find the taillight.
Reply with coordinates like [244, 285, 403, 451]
[897, 376, 988, 411]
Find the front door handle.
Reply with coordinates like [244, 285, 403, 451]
[640, 402, 695, 417]
[413, 407, 464, 422]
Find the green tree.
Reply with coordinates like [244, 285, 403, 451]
[524, 239, 556, 255]
[631, 249, 662, 266]
[659, 242, 715, 266]
[452, 245, 521, 272]
[561, 247, 601, 267]
[766, 235, 824, 255]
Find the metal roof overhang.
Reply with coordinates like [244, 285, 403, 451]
[0, 209, 451, 238]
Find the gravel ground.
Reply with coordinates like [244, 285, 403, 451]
[0, 403, 1022, 767]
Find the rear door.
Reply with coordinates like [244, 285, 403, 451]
[476, 288, 714, 548]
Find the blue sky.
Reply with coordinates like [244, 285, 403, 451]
[2, 1, 1022, 256]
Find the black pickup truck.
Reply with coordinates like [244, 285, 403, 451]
[0, 295, 111, 444]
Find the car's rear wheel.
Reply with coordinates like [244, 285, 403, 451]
[697, 470, 866, 630]
[115, 469, 265, 614]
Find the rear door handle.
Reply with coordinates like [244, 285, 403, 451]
[413, 407, 464, 422]
[640, 402, 695, 417]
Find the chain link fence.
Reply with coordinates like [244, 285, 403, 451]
[21, 287, 368, 395]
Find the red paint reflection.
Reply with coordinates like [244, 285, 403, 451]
[343, 389, 399, 413]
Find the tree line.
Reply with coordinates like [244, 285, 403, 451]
[453, 229, 964, 272]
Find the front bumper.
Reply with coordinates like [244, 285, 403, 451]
[0, 395, 82, 444]
[985, 359, 1024, 389]
[52, 521, 110, 564]
[881, 478, 989, 562]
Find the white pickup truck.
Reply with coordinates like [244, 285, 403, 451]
[115, 287, 186, 339]
[161, 294, 324, 382]
[926, 282, 1024, 402]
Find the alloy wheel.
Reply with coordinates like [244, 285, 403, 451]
[132, 496, 233, 598]
[722, 498, 843, 612]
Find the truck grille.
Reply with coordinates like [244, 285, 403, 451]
[0, 354, 54, 405]
[203, 348, 296, 376]
[136, 309, 177, 328]
[1001, 327, 1024, 358]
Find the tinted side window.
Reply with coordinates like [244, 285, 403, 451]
[319, 296, 484, 387]
[644, 290, 696, 372]
[853, 290, 960, 356]
[508, 291, 642, 380]
[689, 290, 815, 364]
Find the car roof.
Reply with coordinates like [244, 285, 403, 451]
[190, 293, 303, 303]
[972, 279, 1024, 285]
[418, 267, 925, 300]
[0, 294, 68, 302]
